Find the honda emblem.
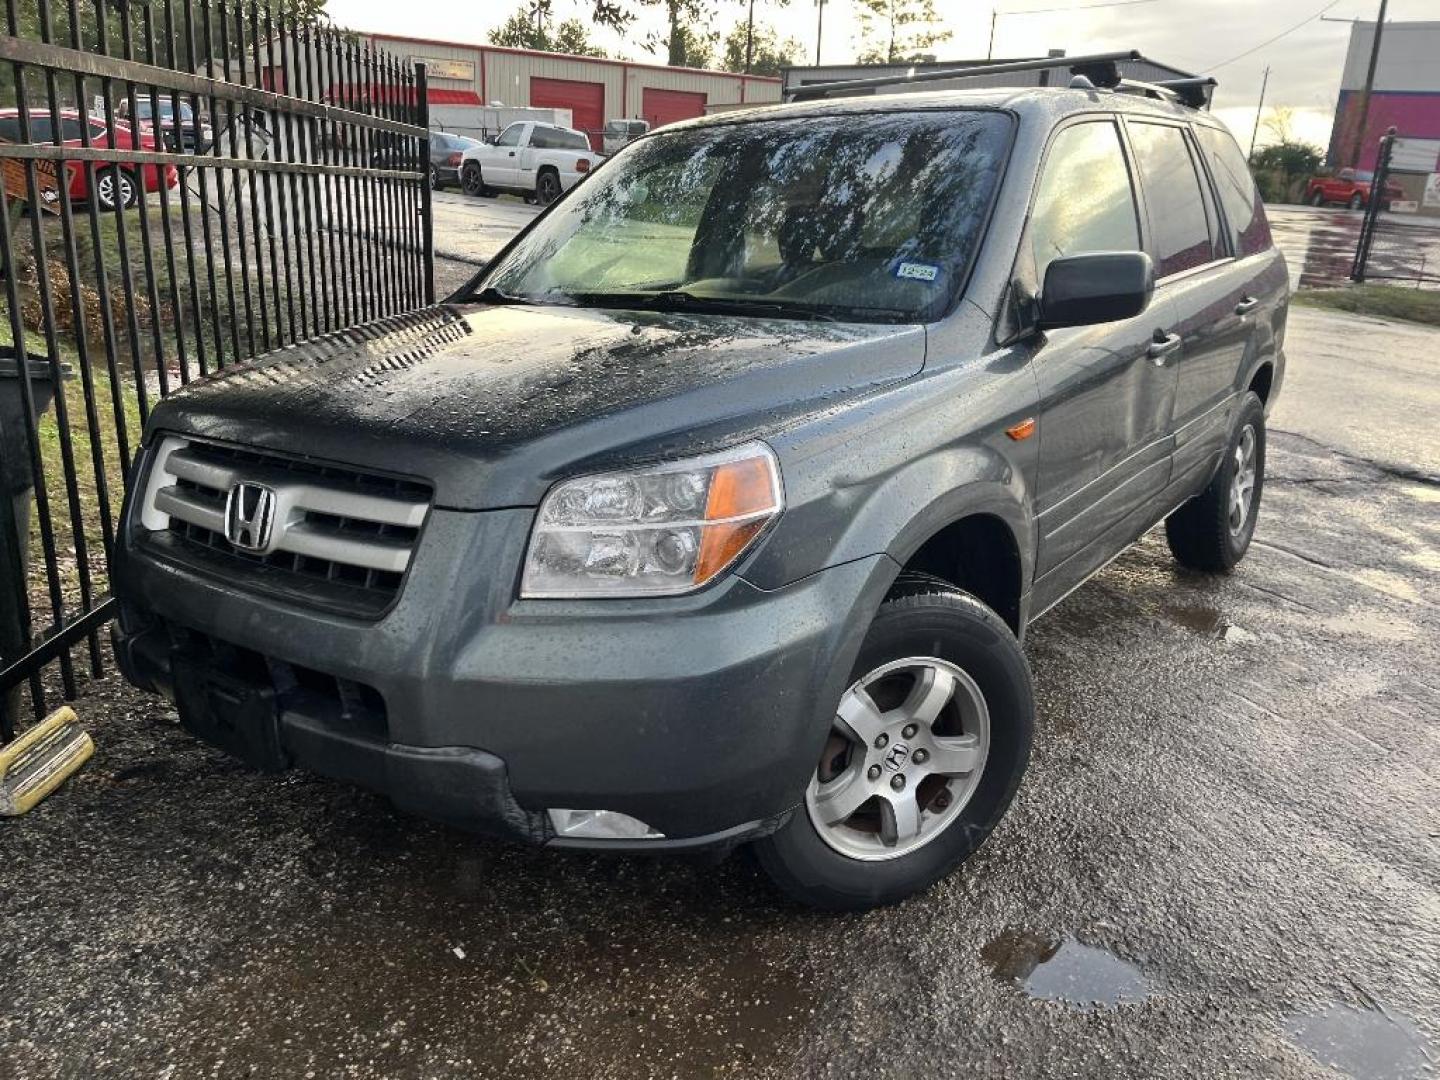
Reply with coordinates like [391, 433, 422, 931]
[224, 482, 277, 552]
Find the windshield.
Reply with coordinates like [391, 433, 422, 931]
[477, 110, 1013, 324]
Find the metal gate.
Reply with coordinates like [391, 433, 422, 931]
[0, 0, 434, 741]
[1351, 128, 1440, 289]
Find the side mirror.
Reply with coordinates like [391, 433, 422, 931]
[1039, 252, 1155, 330]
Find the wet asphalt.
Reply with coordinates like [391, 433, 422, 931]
[2, 249, 1438, 1080]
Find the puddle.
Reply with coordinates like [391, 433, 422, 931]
[1285, 1003, 1436, 1079]
[981, 930, 1152, 1008]
[1159, 602, 1256, 644]
[1160, 601, 1225, 636]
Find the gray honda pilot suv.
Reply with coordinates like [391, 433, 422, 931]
[113, 78, 1287, 910]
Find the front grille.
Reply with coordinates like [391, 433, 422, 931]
[137, 436, 431, 618]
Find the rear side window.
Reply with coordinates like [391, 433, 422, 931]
[1127, 122, 1217, 278]
[1195, 125, 1272, 258]
[1028, 120, 1140, 283]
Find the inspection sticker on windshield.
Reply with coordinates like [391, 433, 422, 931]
[895, 261, 940, 282]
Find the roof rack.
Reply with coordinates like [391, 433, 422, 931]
[785, 49, 1211, 110]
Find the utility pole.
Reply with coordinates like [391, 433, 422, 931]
[816, 0, 826, 65]
[987, 10, 997, 61]
[745, 0, 755, 73]
[1248, 65, 1270, 160]
[1348, 0, 1389, 167]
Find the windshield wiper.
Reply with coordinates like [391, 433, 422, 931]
[474, 286, 537, 306]
[565, 290, 838, 322]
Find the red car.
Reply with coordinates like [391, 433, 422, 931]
[0, 108, 178, 211]
[1305, 168, 1405, 211]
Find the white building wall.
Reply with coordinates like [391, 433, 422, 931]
[1340, 21, 1440, 93]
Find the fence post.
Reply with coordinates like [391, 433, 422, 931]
[1350, 126, 1398, 283]
[415, 61, 435, 305]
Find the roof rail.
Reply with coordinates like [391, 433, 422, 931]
[1154, 77, 1217, 110]
[785, 49, 1144, 102]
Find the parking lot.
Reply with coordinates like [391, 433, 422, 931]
[1, 203, 1437, 1079]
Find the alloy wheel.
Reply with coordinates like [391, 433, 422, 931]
[96, 169, 135, 211]
[806, 656, 990, 862]
[1229, 424, 1257, 535]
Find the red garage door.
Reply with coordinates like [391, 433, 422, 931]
[530, 76, 605, 151]
[642, 88, 708, 129]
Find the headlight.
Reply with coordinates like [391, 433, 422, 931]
[520, 442, 782, 598]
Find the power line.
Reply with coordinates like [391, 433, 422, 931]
[1204, 0, 1347, 71]
[997, 0, 1161, 14]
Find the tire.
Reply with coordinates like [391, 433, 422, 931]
[461, 161, 486, 197]
[754, 583, 1034, 911]
[428, 164, 441, 191]
[1165, 391, 1266, 573]
[536, 170, 561, 206]
[1348, 193, 1365, 210]
[95, 167, 138, 211]
[1308, 190, 1325, 207]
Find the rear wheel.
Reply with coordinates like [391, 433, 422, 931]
[428, 164, 441, 190]
[1165, 391, 1266, 573]
[754, 584, 1033, 911]
[1308, 190, 1325, 207]
[95, 167, 137, 211]
[536, 170, 561, 206]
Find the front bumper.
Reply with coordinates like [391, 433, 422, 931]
[112, 504, 892, 848]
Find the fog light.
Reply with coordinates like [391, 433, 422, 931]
[547, 808, 665, 840]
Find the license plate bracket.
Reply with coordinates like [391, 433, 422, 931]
[172, 657, 287, 772]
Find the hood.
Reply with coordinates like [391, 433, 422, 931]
[148, 303, 927, 509]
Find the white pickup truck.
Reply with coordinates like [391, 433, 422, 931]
[459, 121, 596, 205]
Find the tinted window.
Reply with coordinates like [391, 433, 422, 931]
[1029, 121, 1140, 283]
[496, 124, 524, 147]
[484, 111, 1015, 323]
[0, 117, 19, 141]
[536, 126, 588, 151]
[59, 118, 87, 141]
[1195, 125, 1271, 258]
[1127, 122, 1217, 277]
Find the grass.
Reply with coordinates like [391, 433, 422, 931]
[2, 305, 141, 615]
[1294, 284, 1440, 328]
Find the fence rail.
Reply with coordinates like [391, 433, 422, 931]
[0, 0, 434, 740]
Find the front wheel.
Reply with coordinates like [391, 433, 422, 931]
[460, 161, 487, 197]
[754, 584, 1034, 911]
[1165, 391, 1266, 573]
[1348, 192, 1365, 210]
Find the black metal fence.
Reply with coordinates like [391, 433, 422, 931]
[0, 0, 433, 741]
[1351, 128, 1440, 289]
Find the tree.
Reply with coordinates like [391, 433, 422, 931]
[1250, 140, 1324, 204]
[721, 19, 800, 76]
[489, 1, 608, 57]
[854, 0, 951, 65]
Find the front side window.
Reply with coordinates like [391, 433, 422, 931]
[1195, 125, 1271, 258]
[496, 124, 524, 148]
[479, 110, 1015, 324]
[1028, 120, 1140, 284]
[1127, 121, 1217, 278]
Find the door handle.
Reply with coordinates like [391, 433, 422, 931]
[1148, 331, 1182, 363]
[508, 151, 516, 157]
[1234, 296, 1260, 315]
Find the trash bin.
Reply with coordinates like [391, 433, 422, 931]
[1, 346, 68, 737]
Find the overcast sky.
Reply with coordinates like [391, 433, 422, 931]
[325, 0, 1436, 151]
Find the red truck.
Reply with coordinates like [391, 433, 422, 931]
[1305, 168, 1405, 211]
